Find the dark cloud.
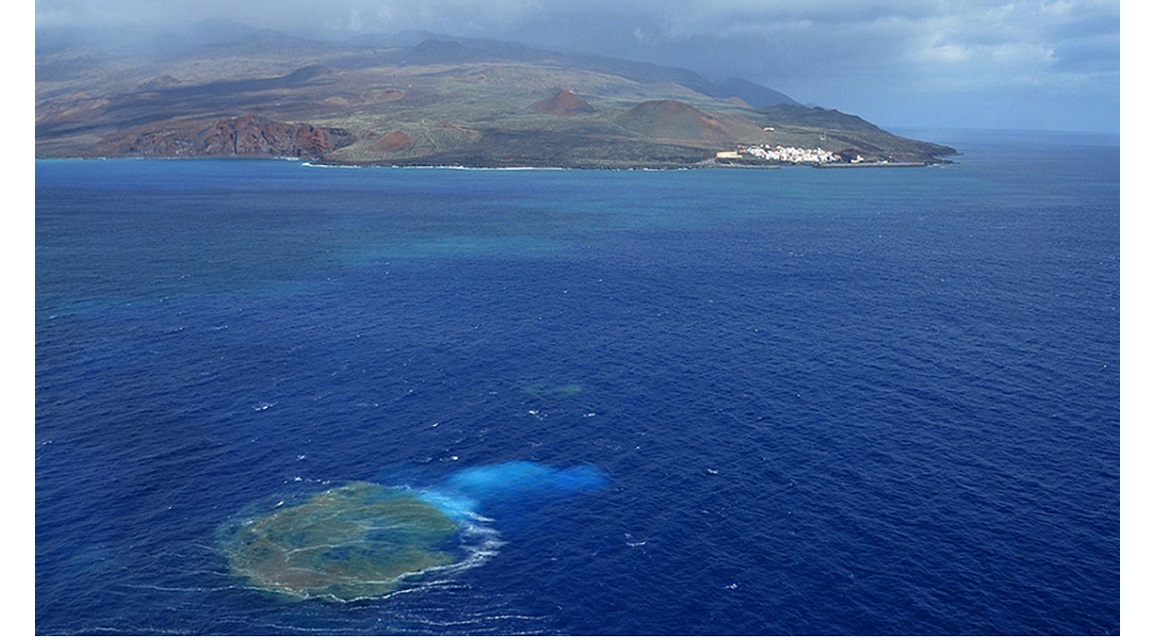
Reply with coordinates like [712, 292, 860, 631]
[34, 0, 1120, 132]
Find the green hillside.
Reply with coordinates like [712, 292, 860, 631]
[36, 31, 956, 167]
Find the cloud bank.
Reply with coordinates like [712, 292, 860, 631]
[34, 0, 1120, 132]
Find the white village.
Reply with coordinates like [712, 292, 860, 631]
[716, 144, 842, 164]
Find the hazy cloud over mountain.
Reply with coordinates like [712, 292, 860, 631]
[35, 0, 1120, 132]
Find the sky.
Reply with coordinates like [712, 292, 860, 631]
[33, 0, 1121, 133]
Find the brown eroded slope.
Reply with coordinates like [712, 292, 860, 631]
[115, 114, 354, 158]
[531, 90, 596, 116]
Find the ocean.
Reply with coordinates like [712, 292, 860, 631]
[35, 130, 1120, 635]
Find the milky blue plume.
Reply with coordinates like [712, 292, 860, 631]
[442, 461, 608, 506]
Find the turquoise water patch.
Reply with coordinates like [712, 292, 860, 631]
[522, 382, 584, 399]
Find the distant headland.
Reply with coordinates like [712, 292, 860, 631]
[36, 30, 957, 169]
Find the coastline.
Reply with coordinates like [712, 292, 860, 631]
[37, 155, 951, 171]
[814, 161, 933, 169]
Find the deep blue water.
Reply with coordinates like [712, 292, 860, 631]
[36, 130, 1120, 635]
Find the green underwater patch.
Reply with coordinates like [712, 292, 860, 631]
[219, 482, 461, 601]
